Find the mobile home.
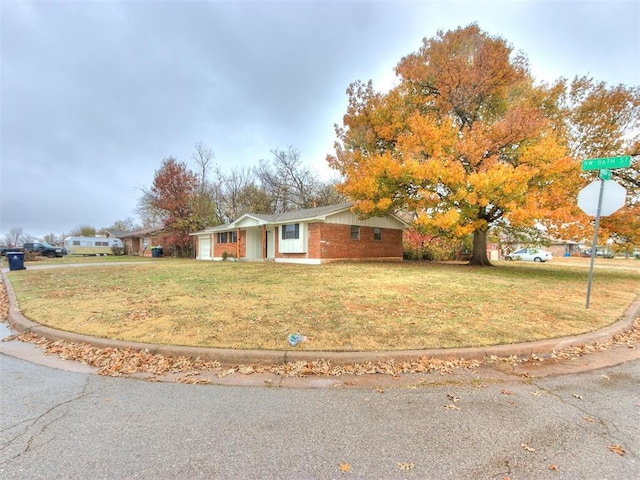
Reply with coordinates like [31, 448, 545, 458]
[64, 236, 123, 256]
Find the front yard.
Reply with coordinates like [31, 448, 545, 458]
[5, 258, 639, 351]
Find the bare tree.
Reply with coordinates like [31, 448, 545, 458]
[103, 218, 140, 233]
[192, 142, 214, 192]
[4, 227, 24, 247]
[216, 167, 271, 222]
[70, 225, 97, 237]
[43, 233, 63, 245]
[256, 147, 337, 213]
[190, 142, 223, 228]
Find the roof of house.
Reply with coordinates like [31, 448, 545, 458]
[238, 203, 356, 225]
[117, 226, 165, 238]
[104, 230, 129, 238]
[191, 202, 409, 235]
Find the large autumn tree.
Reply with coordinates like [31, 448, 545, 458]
[328, 24, 576, 265]
[139, 157, 213, 256]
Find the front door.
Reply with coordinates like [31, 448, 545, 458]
[266, 227, 275, 259]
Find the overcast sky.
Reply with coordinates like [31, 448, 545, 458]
[1, 0, 638, 240]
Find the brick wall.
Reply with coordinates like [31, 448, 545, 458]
[319, 223, 403, 260]
[215, 230, 245, 259]
[274, 223, 403, 262]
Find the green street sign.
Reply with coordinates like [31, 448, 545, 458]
[582, 155, 631, 171]
[599, 169, 612, 180]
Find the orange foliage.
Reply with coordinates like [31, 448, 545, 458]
[328, 25, 577, 265]
[328, 24, 640, 262]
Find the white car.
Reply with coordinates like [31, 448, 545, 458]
[504, 248, 552, 262]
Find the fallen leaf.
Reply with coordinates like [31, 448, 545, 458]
[531, 391, 542, 396]
[548, 464, 558, 471]
[608, 444, 625, 456]
[398, 463, 415, 470]
[600, 374, 611, 381]
[572, 394, 583, 400]
[501, 390, 515, 396]
[521, 443, 535, 452]
[339, 462, 351, 473]
[583, 415, 596, 423]
[447, 393, 460, 403]
[444, 404, 460, 410]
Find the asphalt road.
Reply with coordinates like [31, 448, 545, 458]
[1, 352, 638, 480]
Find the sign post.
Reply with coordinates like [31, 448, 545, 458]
[599, 169, 611, 180]
[583, 180, 604, 310]
[579, 156, 630, 308]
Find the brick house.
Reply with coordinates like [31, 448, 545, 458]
[116, 226, 169, 257]
[190, 203, 408, 264]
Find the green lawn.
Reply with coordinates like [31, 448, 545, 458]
[6, 257, 639, 351]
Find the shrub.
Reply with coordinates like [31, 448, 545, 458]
[222, 251, 236, 261]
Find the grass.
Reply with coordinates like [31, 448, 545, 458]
[13, 254, 155, 265]
[5, 257, 639, 351]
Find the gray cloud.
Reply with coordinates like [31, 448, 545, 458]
[1, 0, 638, 239]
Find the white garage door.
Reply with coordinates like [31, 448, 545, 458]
[199, 238, 211, 259]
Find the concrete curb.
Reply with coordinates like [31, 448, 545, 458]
[3, 268, 639, 367]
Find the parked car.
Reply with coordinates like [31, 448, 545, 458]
[581, 249, 615, 258]
[504, 248, 552, 262]
[0, 246, 24, 256]
[23, 242, 67, 258]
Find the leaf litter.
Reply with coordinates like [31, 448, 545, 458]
[5, 320, 639, 381]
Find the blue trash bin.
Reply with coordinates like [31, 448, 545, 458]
[7, 251, 26, 271]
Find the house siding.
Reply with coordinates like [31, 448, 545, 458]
[324, 211, 406, 229]
[273, 223, 402, 263]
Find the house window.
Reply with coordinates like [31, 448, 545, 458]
[217, 232, 228, 244]
[350, 225, 360, 240]
[282, 223, 299, 240]
[373, 227, 382, 241]
[230, 231, 237, 243]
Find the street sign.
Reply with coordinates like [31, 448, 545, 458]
[581, 155, 631, 171]
[578, 178, 627, 309]
[577, 180, 626, 217]
[599, 169, 611, 180]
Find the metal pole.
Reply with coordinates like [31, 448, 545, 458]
[585, 177, 606, 309]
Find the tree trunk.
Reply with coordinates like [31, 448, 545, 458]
[469, 228, 493, 266]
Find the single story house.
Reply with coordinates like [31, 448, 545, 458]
[116, 226, 168, 256]
[190, 202, 408, 264]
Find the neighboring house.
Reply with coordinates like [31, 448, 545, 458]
[117, 226, 167, 256]
[547, 239, 582, 258]
[190, 203, 408, 264]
